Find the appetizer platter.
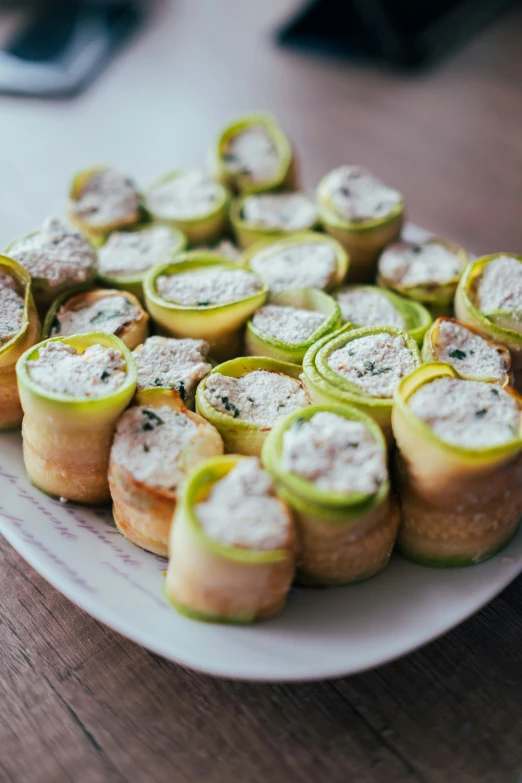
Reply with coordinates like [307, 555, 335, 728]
[1, 112, 522, 681]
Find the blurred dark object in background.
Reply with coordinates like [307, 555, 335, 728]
[0, 0, 143, 97]
[277, 0, 518, 68]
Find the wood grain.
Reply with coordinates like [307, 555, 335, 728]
[1, 2, 522, 781]
[2, 538, 522, 783]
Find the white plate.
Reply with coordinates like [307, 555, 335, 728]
[1, 431, 522, 681]
[2, 223, 521, 681]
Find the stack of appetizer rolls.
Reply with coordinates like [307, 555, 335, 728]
[2, 112, 521, 625]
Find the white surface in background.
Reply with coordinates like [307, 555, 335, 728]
[0, 10, 26, 46]
[0, 0, 301, 246]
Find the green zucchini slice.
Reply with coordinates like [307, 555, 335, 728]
[392, 362, 522, 566]
[165, 455, 296, 623]
[262, 404, 399, 585]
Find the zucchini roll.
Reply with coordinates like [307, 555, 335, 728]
[245, 288, 342, 364]
[43, 289, 149, 351]
[422, 318, 512, 386]
[392, 363, 522, 566]
[145, 170, 230, 245]
[196, 356, 309, 456]
[133, 336, 211, 410]
[317, 166, 404, 282]
[0, 257, 40, 429]
[211, 113, 296, 195]
[230, 191, 318, 248]
[17, 333, 137, 504]
[333, 284, 432, 345]
[378, 237, 468, 317]
[97, 224, 186, 298]
[6, 217, 97, 312]
[243, 232, 348, 295]
[455, 254, 522, 379]
[109, 388, 223, 556]
[69, 166, 143, 243]
[166, 455, 296, 623]
[302, 325, 421, 439]
[143, 253, 267, 361]
[262, 405, 399, 585]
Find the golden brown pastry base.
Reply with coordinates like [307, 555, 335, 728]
[325, 214, 403, 284]
[22, 417, 113, 504]
[0, 369, 23, 429]
[395, 452, 522, 566]
[294, 496, 400, 586]
[109, 463, 174, 557]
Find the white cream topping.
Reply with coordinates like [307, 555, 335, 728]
[335, 288, 406, 329]
[146, 170, 223, 220]
[51, 294, 140, 338]
[328, 333, 417, 398]
[223, 126, 280, 184]
[98, 226, 179, 277]
[379, 240, 464, 286]
[27, 342, 126, 398]
[249, 241, 337, 294]
[133, 336, 211, 397]
[0, 271, 16, 289]
[9, 218, 96, 287]
[156, 267, 262, 306]
[196, 240, 242, 262]
[477, 256, 522, 314]
[0, 273, 24, 346]
[196, 458, 290, 550]
[435, 320, 508, 381]
[70, 168, 139, 228]
[325, 166, 402, 222]
[282, 411, 387, 495]
[407, 377, 520, 449]
[252, 304, 325, 344]
[241, 193, 317, 231]
[204, 370, 309, 425]
[111, 405, 198, 489]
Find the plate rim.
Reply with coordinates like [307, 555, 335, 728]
[2, 518, 521, 682]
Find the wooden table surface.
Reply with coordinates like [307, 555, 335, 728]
[1, 2, 522, 781]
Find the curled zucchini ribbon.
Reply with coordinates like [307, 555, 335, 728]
[242, 231, 349, 292]
[109, 388, 224, 557]
[334, 284, 432, 345]
[245, 288, 342, 364]
[143, 254, 267, 361]
[42, 288, 150, 350]
[229, 193, 318, 249]
[165, 455, 296, 623]
[317, 178, 404, 283]
[302, 325, 421, 440]
[392, 362, 522, 566]
[0, 257, 40, 430]
[378, 238, 468, 318]
[422, 317, 513, 386]
[262, 405, 399, 585]
[69, 166, 145, 244]
[16, 333, 137, 504]
[210, 113, 297, 195]
[455, 254, 522, 379]
[97, 224, 187, 299]
[145, 171, 230, 245]
[196, 356, 305, 456]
